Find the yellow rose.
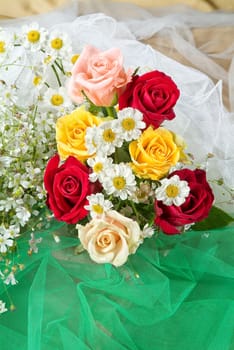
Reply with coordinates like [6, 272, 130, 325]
[56, 106, 102, 162]
[77, 210, 142, 267]
[129, 126, 185, 180]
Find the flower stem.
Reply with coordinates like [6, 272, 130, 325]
[105, 106, 117, 119]
[51, 64, 62, 87]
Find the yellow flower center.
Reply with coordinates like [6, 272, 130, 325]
[121, 118, 135, 131]
[92, 204, 104, 214]
[51, 38, 63, 50]
[166, 184, 179, 198]
[0, 237, 4, 243]
[71, 54, 79, 64]
[27, 30, 40, 43]
[103, 129, 116, 143]
[33, 75, 42, 86]
[0, 41, 6, 53]
[113, 176, 126, 190]
[51, 94, 64, 106]
[93, 162, 103, 173]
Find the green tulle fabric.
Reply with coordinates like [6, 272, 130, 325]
[0, 218, 234, 350]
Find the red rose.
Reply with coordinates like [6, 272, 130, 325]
[44, 154, 91, 224]
[154, 169, 214, 234]
[119, 70, 180, 128]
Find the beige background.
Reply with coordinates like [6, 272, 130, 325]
[0, 0, 234, 18]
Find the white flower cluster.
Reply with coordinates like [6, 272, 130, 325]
[0, 22, 80, 252]
[85, 107, 190, 221]
[0, 22, 80, 116]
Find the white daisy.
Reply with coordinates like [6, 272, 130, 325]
[95, 120, 123, 156]
[61, 53, 80, 74]
[117, 107, 145, 141]
[42, 87, 72, 112]
[84, 193, 113, 218]
[21, 22, 47, 51]
[155, 175, 190, 206]
[0, 30, 14, 63]
[47, 30, 72, 59]
[87, 156, 113, 182]
[102, 163, 136, 200]
[0, 300, 7, 314]
[85, 126, 99, 155]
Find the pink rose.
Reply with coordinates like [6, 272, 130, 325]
[68, 45, 132, 107]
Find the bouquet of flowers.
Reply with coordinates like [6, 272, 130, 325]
[0, 22, 233, 312]
[43, 45, 217, 267]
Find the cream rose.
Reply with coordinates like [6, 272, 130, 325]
[77, 210, 142, 266]
[68, 45, 132, 107]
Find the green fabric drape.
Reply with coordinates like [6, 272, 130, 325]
[0, 219, 234, 350]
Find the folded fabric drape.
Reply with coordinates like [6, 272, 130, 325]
[0, 218, 234, 350]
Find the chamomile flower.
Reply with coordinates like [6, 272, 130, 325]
[42, 87, 72, 112]
[85, 126, 99, 155]
[0, 30, 14, 62]
[155, 175, 190, 206]
[95, 120, 123, 156]
[87, 156, 113, 182]
[47, 30, 72, 59]
[85, 193, 113, 218]
[61, 53, 80, 74]
[21, 22, 47, 51]
[102, 163, 136, 200]
[0, 300, 7, 314]
[117, 107, 145, 141]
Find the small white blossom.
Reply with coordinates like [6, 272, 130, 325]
[95, 120, 123, 156]
[42, 87, 72, 112]
[28, 233, 42, 254]
[21, 22, 47, 51]
[4, 272, 18, 286]
[0, 300, 7, 314]
[117, 107, 145, 141]
[85, 193, 113, 218]
[0, 225, 14, 253]
[0, 30, 14, 63]
[101, 163, 136, 200]
[47, 30, 72, 59]
[142, 224, 155, 238]
[85, 126, 99, 155]
[87, 156, 113, 182]
[15, 206, 31, 226]
[155, 175, 190, 206]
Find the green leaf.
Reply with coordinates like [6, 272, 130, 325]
[193, 206, 234, 231]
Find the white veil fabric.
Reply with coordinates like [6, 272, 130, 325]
[1, 0, 233, 213]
